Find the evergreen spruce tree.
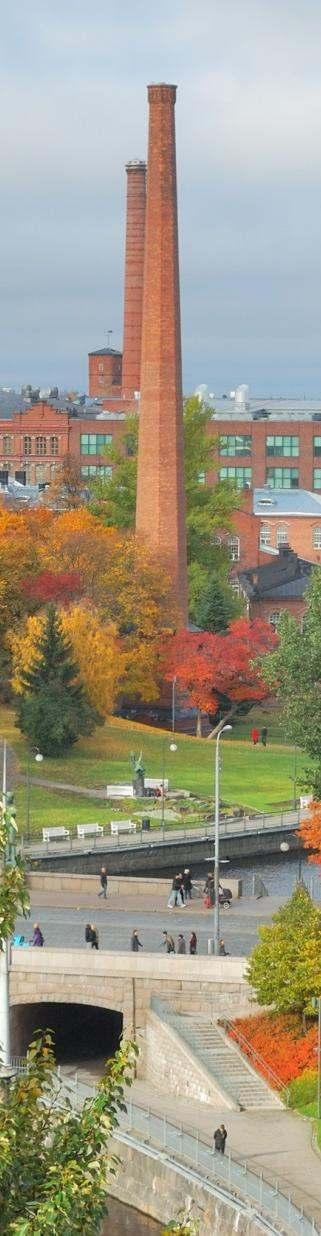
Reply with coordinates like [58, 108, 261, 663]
[196, 570, 242, 632]
[17, 604, 101, 755]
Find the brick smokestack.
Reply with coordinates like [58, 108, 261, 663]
[122, 159, 146, 398]
[136, 84, 188, 624]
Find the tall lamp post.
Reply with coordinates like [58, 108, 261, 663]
[26, 749, 44, 840]
[161, 738, 177, 837]
[0, 739, 19, 1072]
[214, 722, 232, 956]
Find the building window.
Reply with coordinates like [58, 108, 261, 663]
[36, 436, 47, 456]
[23, 436, 32, 455]
[228, 535, 240, 561]
[230, 580, 240, 595]
[266, 435, 299, 457]
[260, 523, 271, 548]
[313, 526, 321, 549]
[269, 611, 281, 628]
[276, 524, 289, 547]
[98, 362, 104, 374]
[266, 467, 299, 489]
[81, 465, 112, 477]
[2, 435, 12, 455]
[80, 434, 113, 455]
[219, 466, 252, 489]
[314, 437, 321, 457]
[198, 471, 205, 484]
[219, 434, 252, 457]
[50, 436, 58, 456]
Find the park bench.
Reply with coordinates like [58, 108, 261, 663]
[42, 826, 70, 843]
[110, 819, 137, 836]
[77, 823, 104, 839]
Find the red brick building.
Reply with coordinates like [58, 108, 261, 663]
[238, 547, 313, 626]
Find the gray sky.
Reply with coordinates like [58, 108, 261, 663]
[2, 0, 321, 396]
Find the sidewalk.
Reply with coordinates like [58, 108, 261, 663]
[129, 1080, 321, 1224]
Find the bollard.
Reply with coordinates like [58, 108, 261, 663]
[208, 938, 214, 955]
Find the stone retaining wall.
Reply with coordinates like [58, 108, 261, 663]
[26, 872, 242, 899]
[144, 1009, 236, 1107]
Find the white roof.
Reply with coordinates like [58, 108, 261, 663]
[253, 488, 321, 517]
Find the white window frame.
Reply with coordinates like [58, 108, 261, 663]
[313, 526, 321, 549]
[228, 535, 240, 562]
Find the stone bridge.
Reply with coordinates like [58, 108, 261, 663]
[9, 948, 251, 1045]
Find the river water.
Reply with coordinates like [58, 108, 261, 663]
[102, 1198, 161, 1233]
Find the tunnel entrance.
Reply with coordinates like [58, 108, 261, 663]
[11, 1003, 123, 1066]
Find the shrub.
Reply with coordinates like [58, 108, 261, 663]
[288, 1069, 318, 1110]
[230, 1013, 318, 1085]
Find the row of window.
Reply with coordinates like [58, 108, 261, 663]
[0, 435, 59, 457]
[81, 465, 112, 478]
[219, 434, 321, 458]
[219, 466, 305, 489]
[80, 433, 112, 455]
[260, 524, 321, 549]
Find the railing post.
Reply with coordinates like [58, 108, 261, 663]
[163, 1114, 167, 1151]
[259, 1171, 263, 1206]
[195, 1129, 199, 1169]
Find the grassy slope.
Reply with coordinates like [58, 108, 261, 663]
[0, 704, 307, 835]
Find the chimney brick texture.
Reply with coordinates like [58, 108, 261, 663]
[136, 84, 188, 624]
[122, 160, 147, 398]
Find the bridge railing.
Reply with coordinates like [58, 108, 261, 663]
[20, 808, 302, 857]
[54, 1072, 320, 1236]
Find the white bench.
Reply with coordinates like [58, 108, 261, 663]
[106, 784, 134, 798]
[110, 819, 137, 836]
[76, 823, 104, 839]
[42, 826, 70, 843]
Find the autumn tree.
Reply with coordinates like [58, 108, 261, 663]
[163, 618, 276, 735]
[16, 605, 101, 755]
[247, 885, 321, 1027]
[9, 605, 120, 718]
[44, 453, 87, 509]
[299, 801, 321, 869]
[22, 569, 83, 609]
[261, 569, 321, 795]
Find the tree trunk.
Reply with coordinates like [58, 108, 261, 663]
[207, 702, 239, 739]
[196, 708, 202, 738]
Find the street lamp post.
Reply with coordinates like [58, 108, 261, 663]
[280, 836, 303, 882]
[26, 749, 43, 840]
[161, 737, 177, 837]
[312, 997, 321, 1120]
[214, 722, 232, 956]
[171, 676, 177, 734]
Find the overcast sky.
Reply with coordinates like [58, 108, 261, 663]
[2, 1, 321, 395]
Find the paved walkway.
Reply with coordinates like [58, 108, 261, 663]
[130, 1081, 321, 1224]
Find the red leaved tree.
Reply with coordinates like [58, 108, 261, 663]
[22, 570, 83, 608]
[163, 618, 277, 735]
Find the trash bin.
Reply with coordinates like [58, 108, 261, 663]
[142, 816, 151, 832]
[207, 938, 214, 955]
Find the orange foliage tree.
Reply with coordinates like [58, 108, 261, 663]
[162, 618, 277, 734]
[230, 1012, 318, 1086]
[9, 605, 121, 718]
[299, 801, 321, 869]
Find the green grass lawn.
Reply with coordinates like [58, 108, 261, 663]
[0, 704, 308, 837]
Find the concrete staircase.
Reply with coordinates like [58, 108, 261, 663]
[150, 997, 282, 1110]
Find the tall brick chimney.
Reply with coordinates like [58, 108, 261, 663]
[136, 84, 188, 624]
[122, 159, 146, 398]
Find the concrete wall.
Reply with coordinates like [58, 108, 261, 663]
[109, 1136, 269, 1235]
[26, 872, 241, 899]
[144, 1009, 236, 1108]
[9, 950, 254, 1039]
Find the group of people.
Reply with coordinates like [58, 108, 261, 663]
[250, 726, 268, 747]
[168, 869, 193, 907]
[162, 929, 197, 954]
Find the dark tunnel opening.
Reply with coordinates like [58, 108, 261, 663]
[11, 1003, 123, 1065]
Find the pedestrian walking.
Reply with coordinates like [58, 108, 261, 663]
[32, 923, 44, 947]
[189, 931, 197, 955]
[162, 930, 175, 953]
[177, 933, 186, 954]
[182, 868, 192, 901]
[261, 726, 268, 747]
[214, 1124, 227, 1154]
[168, 873, 184, 908]
[131, 929, 143, 951]
[90, 924, 99, 950]
[98, 867, 108, 899]
[250, 727, 260, 745]
[219, 938, 229, 955]
[85, 923, 93, 946]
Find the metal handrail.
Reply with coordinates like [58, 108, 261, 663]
[20, 808, 302, 855]
[56, 1074, 320, 1236]
[219, 1017, 289, 1102]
